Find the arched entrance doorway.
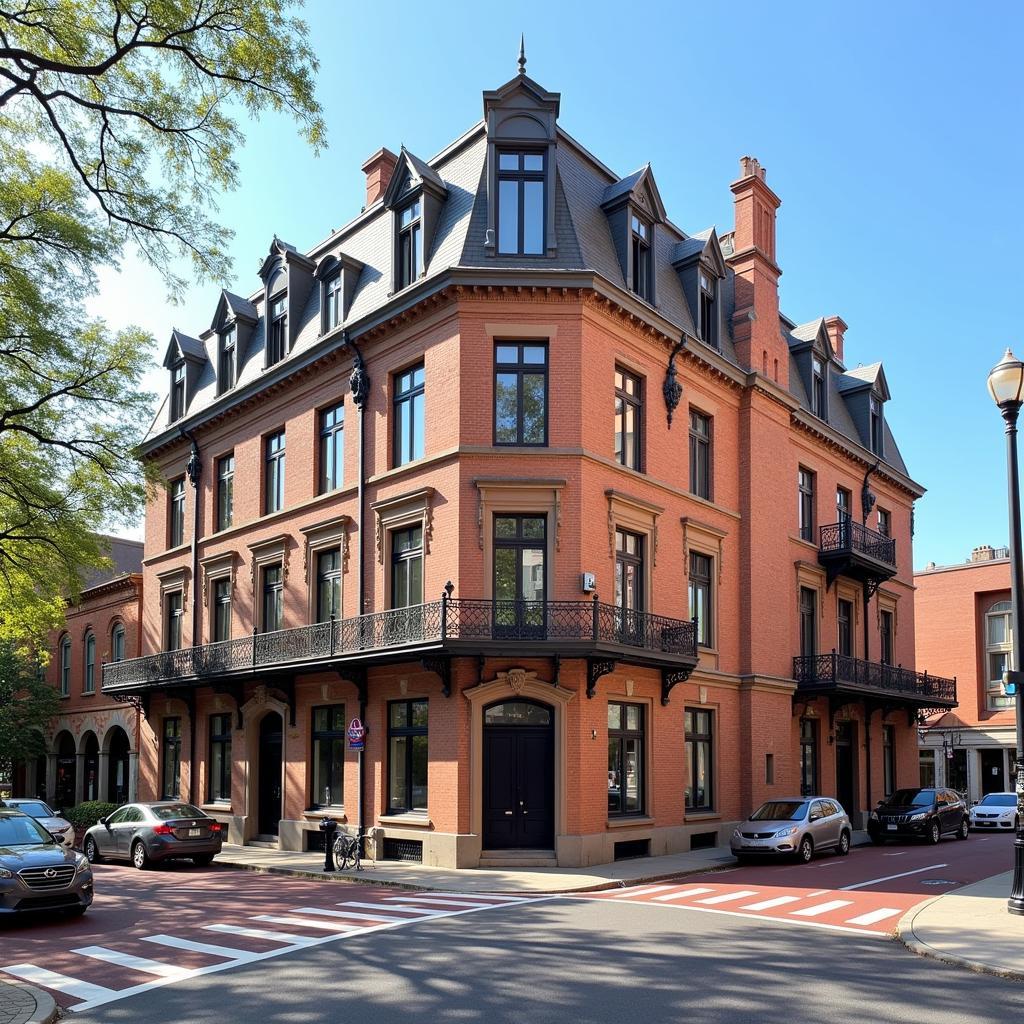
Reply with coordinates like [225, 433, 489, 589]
[106, 727, 131, 805]
[482, 699, 554, 850]
[257, 712, 283, 837]
[81, 732, 99, 803]
[54, 732, 76, 810]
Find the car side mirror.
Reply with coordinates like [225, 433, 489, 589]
[98, 817, 108, 826]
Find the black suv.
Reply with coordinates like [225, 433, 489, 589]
[868, 787, 969, 845]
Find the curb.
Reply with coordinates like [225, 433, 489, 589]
[0, 980, 59, 1024]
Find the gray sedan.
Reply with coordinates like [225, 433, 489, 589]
[3, 798, 75, 848]
[731, 796, 852, 863]
[83, 802, 224, 869]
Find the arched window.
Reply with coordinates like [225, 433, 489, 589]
[985, 600, 1015, 711]
[111, 623, 125, 665]
[83, 631, 96, 694]
[59, 636, 71, 697]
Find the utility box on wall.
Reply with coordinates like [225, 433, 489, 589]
[580, 572, 596, 593]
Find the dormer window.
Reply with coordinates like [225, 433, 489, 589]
[497, 151, 545, 255]
[218, 325, 236, 394]
[699, 272, 717, 347]
[325, 272, 342, 330]
[268, 294, 287, 366]
[398, 200, 422, 290]
[812, 357, 827, 419]
[170, 360, 186, 421]
[870, 396, 883, 454]
[631, 215, 652, 301]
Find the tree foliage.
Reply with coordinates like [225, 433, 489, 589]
[0, 2, 324, 645]
[0, 642, 58, 782]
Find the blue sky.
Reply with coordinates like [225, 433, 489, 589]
[89, 0, 1024, 568]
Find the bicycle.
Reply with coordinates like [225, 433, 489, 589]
[332, 826, 362, 871]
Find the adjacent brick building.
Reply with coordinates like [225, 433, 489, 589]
[41, 60, 954, 867]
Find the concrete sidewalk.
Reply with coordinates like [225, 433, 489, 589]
[0, 980, 57, 1024]
[899, 871, 1024, 980]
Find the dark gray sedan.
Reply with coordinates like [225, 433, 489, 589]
[83, 802, 224, 869]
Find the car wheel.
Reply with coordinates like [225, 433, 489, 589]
[837, 830, 851, 856]
[83, 836, 101, 864]
[927, 820, 941, 845]
[193, 854, 214, 867]
[957, 818, 969, 841]
[797, 835, 814, 864]
[131, 840, 151, 870]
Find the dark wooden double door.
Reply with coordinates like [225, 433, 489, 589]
[483, 700, 554, 850]
[258, 712, 283, 836]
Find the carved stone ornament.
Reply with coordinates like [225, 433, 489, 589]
[254, 685, 268, 706]
[349, 345, 370, 409]
[497, 667, 538, 694]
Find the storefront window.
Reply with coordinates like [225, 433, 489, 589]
[388, 700, 428, 813]
[800, 718, 819, 796]
[162, 718, 181, 800]
[608, 702, 644, 816]
[208, 714, 232, 803]
[311, 705, 345, 808]
[685, 708, 714, 811]
[919, 749, 936, 788]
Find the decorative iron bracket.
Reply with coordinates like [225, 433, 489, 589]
[422, 655, 452, 697]
[276, 677, 296, 728]
[111, 690, 149, 717]
[662, 335, 686, 428]
[339, 666, 368, 705]
[551, 653, 561, 688]
[478, 654, 487, 687]
[828, 694, 858, 731]
[213, 680, 247, 729]
[661, 666, 694, 706]
[587, 658, 616, 699]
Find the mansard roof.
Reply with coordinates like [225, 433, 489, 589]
[162, 328, 205, 368]
[601, 164, 667, 223]
[383, 147, 447, 208]
[672, 228, 727, 278]
[211, 289, 257, 331]
[838, 362, 890, 400]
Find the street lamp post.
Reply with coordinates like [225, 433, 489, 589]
[987, 349, 1024, 915]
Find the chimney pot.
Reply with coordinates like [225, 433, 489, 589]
[971, 545, 995, 562]
[361, 147, 399, 207]
[824, 315, 849, 364]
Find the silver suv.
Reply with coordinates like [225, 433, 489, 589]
[731, 797, 852, 863]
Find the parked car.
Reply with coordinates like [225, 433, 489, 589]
[868, 787, 969, 845]
[2, 798, 75, 849]
[969, 792, 1020, 832]
[0, 808, 93, 917]
[731, 797, 852, 863]
[83, 802, 224, 869]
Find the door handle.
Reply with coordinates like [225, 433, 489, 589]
[504, 810, 513, 816]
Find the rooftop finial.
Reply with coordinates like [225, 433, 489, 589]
[518, 34, 526, 75]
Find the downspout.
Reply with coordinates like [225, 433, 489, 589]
[181, 427, 202, 805]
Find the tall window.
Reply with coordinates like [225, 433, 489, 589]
[493, 515, 545, 635]
[169, 477, 185, 547]
[880, 609, 894, 665]
[699, 272, 717, 347]
[388, 699, 428, 813]
[798, 468, 815, 542]
[630, 214, 651, 301]
[213, 578, 232, 642]
[497, 150, 544, 255]
[111, 624, 125, 664]
[614, 368, 642, 470]
[83, 632, 95, 694]
[689, 410, 712, 499]
[799, 587, 817, 657]
[325, 272, 342, 330]
[391, 527, 424, 609]
[209, 713, 232, 803]
[59, 636, 71, 696]
[685, 708, 714, 811]
[311, 706, 345, 808]
[264, 430, 286, 514]
[869, 396, 883, 454]
[218, 325, 236, 394]
[216, 454, 234, 532]
[393, 364, 425, 466]
[397, 200, 422, 290]
[317, 550, 342, 622]
[494, 343, 547, 445]
[615, 528, 644, 616]
[262, 564, 284, 633]
[800, 718, 819, 796]
[165, 591, 183, 651]
[161, 718, 181, 800]
[608, 702, 644, 816]
[836, 486, 851, 524]
[319, 403, 345, 493]
[877, 507, 891, 538]
[838, 598, 853, 657]
[689, 552, 712, 648]
[811, 356, 826, 418]
[170, 360, 186, 420]
[919, 749, 937, 788]
[883, 725, 896, 797]
[986, 600, 1015, 710]
[268, 294, 287, 366]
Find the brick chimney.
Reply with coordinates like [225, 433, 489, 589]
[824, 316, 848, 364]
[971, 545, 996, 562]
[361, 147, 398, 207]
[726, 157, 786, 386]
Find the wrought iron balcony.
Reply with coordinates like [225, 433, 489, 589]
[817, 520, 897, 592]
[793, 652, 956, 709]
[102, 597, 699, 700]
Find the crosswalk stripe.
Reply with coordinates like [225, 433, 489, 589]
[338, 901, 446, 915]
[695, 890, 760, 905]
[382, 896, 491, 908]
[70, 946, 188, 978]
[204, 924, 313, 944]
[330, 907, 419, 922]
[611, 884, 677, 898]
[791, 900, 854, 917]
[431, 893, 524, 901]
[845, 907, 902, 926]
[0, 964, 116, 1003]
[740, 895, 802, 911]
[253, 915, 356, 932]
[141, 934, 254, 960]
[651, 887, 715, 902]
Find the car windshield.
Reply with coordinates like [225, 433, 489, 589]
[151, 804, 204, 820]
[886, 789, 935, 807]
[979, 794, 1016, 807]
[11, 801, 54, 818]
[750, 801, 808, 821]
[0, 815, 54, 847]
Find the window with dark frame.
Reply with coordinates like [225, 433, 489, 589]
[689, 552, 713, 648]
[268, 294, 287, 365]
[494, 343, 547, 446]
[836, 486, 852, 524]
[264, 430, 286, 514]
[880, 609, 894, 665]
[497, 151, 545, 255]
[869, 396, 883, 454]
[169, 477, 185, 547]
[883, 724, 896, 797]
[325, 272, 342, 330]
[838, 597, 853, 657]
[218, 325, 236, 394]
[170, 360, 186, 420]
[689, 410, 712, 499]
[216, 454, 234, 532]
[397, 200, 422, 290]
[161, 717, 181, 800]
[213, 577, 232, 643]
[630, 214, 651, 301]
[877, 507, 891, 538]
[614, 368, 643, 470]
[165, 591, 183, 651]
[391, 526, 423, 609]
[393, 364, 425, 466]
[685, 707, 714, 811]
[699, 272, 717, 347]
[798, 468, 815, 542]
[111, 623, 125, 664]
[316, 549, 342, 622]
[83, 632, 95, 693]
[493, 515, 546, 635]
[800, 718, 819, 796]
[388, 699, 428, 813]
[262, 564, 284, 633]
[208, 713, 232, 803]
[811, 356, 827, 418]
[59, 636, 71, 696]
[614, 528, 644, 625]
[311, 705, 345, 809]
[319, 402, 345, 493]
[608, 702, 644, 816]
[799, 586, 817, 658]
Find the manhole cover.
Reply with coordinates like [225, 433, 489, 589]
[920, 879, 960, 886]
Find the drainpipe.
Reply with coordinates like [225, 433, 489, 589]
[180, 427, 202, 805]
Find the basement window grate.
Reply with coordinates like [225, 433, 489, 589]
[614, 838, 650, 861]
[383, 838, 423, 863]
[690, 831, 717, 851]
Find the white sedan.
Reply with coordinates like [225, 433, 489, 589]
[969, 792, 1019, 832]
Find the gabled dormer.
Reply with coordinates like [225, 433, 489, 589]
[838, 362, 890, 457]
[162, 329, 206, 423]
[672, 227, 727, 348]
[789, 318, 835, 422]
[258, 236, 315, 368]
[383, 148, 448, 293]
[602, 165, 667, 307]
[208, 290, 257, 395]
[482, 48, 560, 257]
[315, 252, 364, 334]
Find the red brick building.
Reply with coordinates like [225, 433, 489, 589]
[82, 63, 953, 867]
[915, 545, 1017, 800]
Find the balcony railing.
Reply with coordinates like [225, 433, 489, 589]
[793, 652, 957, 707]
[819, 520, 896, 567]
[102, 598, 698, 692]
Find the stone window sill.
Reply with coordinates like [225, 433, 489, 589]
[200, 803, 232, 813]
[685, 811, 720, 821]
[378, 814, 431, 828]
[304, 808, 346, 821]
[606, 816, 655, 829]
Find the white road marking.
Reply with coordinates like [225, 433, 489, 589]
[651, 887, 715, 902]
[70, 946, 188, 978]
[338, 901, 447, 915]
[791, 899, 854, 917]
[611, 884, 677, 898]
[140, 935, 254, 960]
[805, 890, 830, 897]
[845, 907, 902, 926]
[440, 893, 524, 901]
[695, 890, 760, 905]
[252, 915, 355, 932]
[203, 924, 313, 945]
[382, 896, 492, 908]
[840, 864, 947, 891]
[0, 965, 115, 1003]
[883, 851, 908, 856]
[740, 895, 802, 911]
[329, 908, 418, 923]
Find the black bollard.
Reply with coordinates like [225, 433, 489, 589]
[319, 817, 338, 872]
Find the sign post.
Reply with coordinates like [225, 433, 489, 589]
[348, 718, 367, 861]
